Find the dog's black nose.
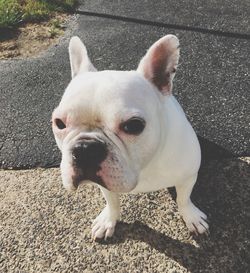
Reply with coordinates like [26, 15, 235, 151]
[72, 139, 107, 169]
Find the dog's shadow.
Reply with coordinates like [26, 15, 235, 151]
[103, 220, 204, 272]
[98, 158, 250, 272]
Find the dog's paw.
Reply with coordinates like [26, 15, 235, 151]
[91, 206, 119, 240]
[179, 202, 209, 235]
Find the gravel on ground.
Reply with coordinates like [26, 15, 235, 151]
[0, 157, 249, 272]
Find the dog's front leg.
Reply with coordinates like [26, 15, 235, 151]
[91, 186, 120, 240]
[176, 174, 209, 235]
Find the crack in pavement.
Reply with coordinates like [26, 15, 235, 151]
[76, 10, 250, 40]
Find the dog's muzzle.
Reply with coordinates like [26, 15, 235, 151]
[71, 138, 108, 188]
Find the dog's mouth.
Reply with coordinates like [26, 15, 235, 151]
[71, 167, 107, 189]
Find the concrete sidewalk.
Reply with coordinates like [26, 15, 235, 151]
[0, 158, 249, 272]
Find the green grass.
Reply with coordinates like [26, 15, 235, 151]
[0, 0, 77, 29]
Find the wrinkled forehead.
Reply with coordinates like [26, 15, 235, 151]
[58, 70, 158, 125]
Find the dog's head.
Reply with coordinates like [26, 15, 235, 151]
[52, 35, 179, 192]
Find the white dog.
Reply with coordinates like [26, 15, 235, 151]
[52, 35, 208, 240]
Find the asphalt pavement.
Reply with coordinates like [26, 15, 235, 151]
[0, 1, 249, 272]
[0, 0, 249, 169]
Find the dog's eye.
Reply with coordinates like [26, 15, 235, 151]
[55, 118, 66, 130]
[121, 118, 145, 135]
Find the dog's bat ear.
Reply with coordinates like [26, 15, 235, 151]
[69, 36, 97, 78]
[137, 35, 180, 96]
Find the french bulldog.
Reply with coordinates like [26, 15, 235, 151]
[52, 35, 209, 240]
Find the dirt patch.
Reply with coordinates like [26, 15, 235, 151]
[0, 13, 70, 59]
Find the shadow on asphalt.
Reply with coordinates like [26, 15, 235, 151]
[198, 136, 234, 160]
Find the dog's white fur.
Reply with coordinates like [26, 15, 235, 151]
[52, 35, 208, 240]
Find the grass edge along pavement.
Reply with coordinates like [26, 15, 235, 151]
[0, 0, 77, 30]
